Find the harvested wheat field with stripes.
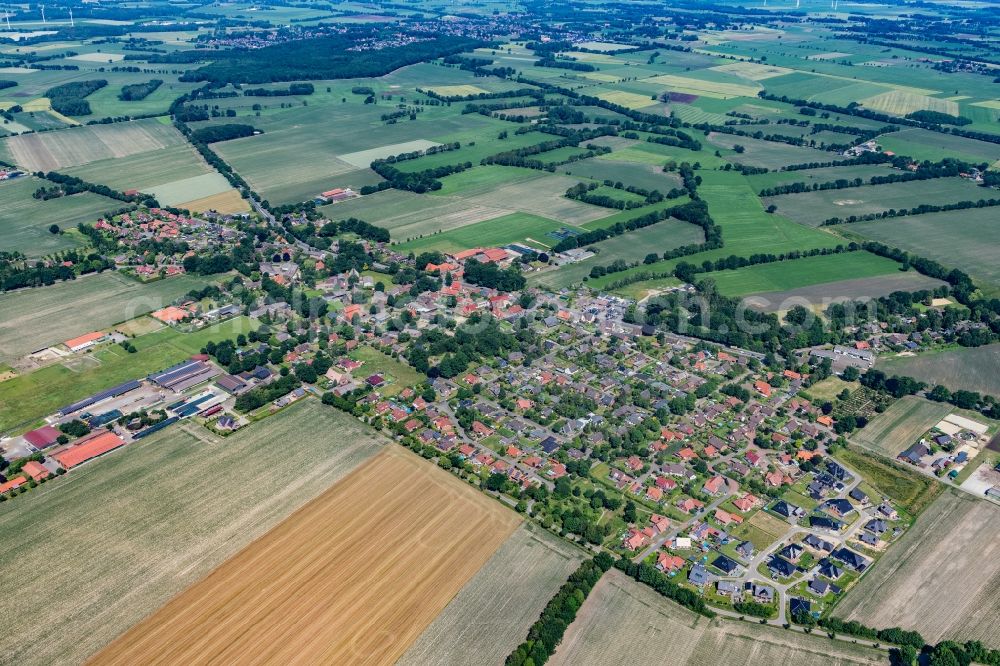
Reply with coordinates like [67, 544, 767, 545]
[91, 446, 520, 665]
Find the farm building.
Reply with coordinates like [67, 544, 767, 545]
[0, 475, 27, 494]
[318, 187, 357, 203]
[149, 359, 220, 391]
[21, 460, 50, 481]
[23, 425, 62, 450]
[58, 380, 142, 416]
[63, 331, 108, 352]
[52, 430, 125, 469]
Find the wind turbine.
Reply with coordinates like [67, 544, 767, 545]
[4, 10, 11, 30]
[41, 4, 45, 24]
[68, 6, 73, 27]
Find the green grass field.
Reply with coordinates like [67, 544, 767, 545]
[766, 178, 987, 227]
[877, 128, 1000, 163]
[0, 316, 255, 434]
[0, 272, 217, 364]
[581, 171, 841, 291]
[835, 445, 943, 516]
[876, 344, 1000, 397]
[348, 346, 423, 397]
[0, 175, 119, 256]
[707, 251, 903, 297]
[395, 212, 568, 254]
[0, 399, 385, 666]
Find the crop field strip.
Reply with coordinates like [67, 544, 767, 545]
[875, 344, 1000, 398]
[741, 273, 947, 313]
[3, 118, 185, 171]
[837, 490, 1000, 649]
[550, 570, 884, 665]
[93, 445, 521, 666]
[0, 401, 386, 666]
[397, 522, 585, 666]
[707, 252, 904, 298]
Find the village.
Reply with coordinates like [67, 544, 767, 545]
[0, 216, 974, 627]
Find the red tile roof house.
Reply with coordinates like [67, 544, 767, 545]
[677, 497, 705, 514]
[657, 553, 685, 573]
[677, 447, 696, 461]
[646, 486, 664, 503]
[703, 475, 726, 496]
[650, 514, 671, 533]
[0, 475, 28, 494]
[733, 493, 760, 512]
[655, 476, 677, 491]
[471, 421, 494, 438]
[21, 460, 50, 482]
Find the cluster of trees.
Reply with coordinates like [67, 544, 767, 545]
[242, 83, 314, 96]
[0, 250, 112, 292]
[367, 157, 472, 194]
[817, 617, 924, 648]
[45, 80, 107, 115]
[34, 170, 157, 206]
[905, 109, 972, 126]
[564, 180, 679, 210]
[191, 123, 258, 143]
[181, 253, 234, 275]
[482, 133, 612, 171]
[462, 258, 526, 292]
[782, 151, 894, 172]
[534, 57, 595, 72]
[179, 35, 483, 84]
[504, 554, 614, 666]
[408, 318, 528, 379]
[317, 217, 389, 243]
[118, 79, 162, 101]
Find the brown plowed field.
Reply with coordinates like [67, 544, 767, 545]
[91, 446, 520, 665]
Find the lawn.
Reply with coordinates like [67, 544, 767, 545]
[877, 127, 1000, 163]
[0, 316, 255, 434]
[0, 272, 216, 364]
[582, 171, 841, 292]
[349, 346, 423, 396]
[706, 251, 903, 298]
[0, 400, 386, 666]
[0, 175, 119, 256]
